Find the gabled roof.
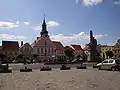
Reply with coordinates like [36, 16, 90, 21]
[70, 45, 83, 51]
[20, 43, 32, 49]
[31, 37, 41, 47]
[52, 41, 64, 50]
[2, 41, 19, 51]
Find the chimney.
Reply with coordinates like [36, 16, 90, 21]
[21, 41, 23, 46]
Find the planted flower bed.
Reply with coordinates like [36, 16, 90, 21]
[0, 69, 12, 73]
[40, 66, 52, 71]
[20, 66, 32, 72]
[0, 64, 12, 73]
[77, 64, 87, 69]
[60, 65, 71, 70]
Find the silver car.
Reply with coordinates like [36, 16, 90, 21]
[97, 59, 120, 71]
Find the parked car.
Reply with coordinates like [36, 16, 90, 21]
[97, 59, 120, 71]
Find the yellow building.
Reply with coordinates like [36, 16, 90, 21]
[113, 39, 120, 58]
[100, 45, 114, 58]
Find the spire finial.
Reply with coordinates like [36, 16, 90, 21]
[44, 14, 45, 21]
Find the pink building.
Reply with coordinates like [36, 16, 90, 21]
[31, 17, 55, 62]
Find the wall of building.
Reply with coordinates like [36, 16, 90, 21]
[113, 40, 120, 58]
[100, 45, 113, 59]
[32, 37, 55, 62]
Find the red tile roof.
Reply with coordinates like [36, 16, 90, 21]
[71, 45, 83, 51]
[64, 46, 72, 49]
[53, 41, 64, 50]
[2, 41, 19, 51]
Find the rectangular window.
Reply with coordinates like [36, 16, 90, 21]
[48, 48, 50, 53]
[45, 48, 47, 53]
[52, 48, 54, 53]
[41, 48, 43, 53]
[37, 48, 40, 54]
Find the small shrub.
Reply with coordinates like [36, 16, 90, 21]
[77, 64, 87, 69]
[60, 65, 71, 70]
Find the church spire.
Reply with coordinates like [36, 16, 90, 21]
[40, 14, 48, 37]
[43, 14, 46, 26]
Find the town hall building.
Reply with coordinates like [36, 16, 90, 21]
[31, 17, 55, 62]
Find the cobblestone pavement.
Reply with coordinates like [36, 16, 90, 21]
[0, 68, 120, 90]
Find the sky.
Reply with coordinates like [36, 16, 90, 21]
[0, 0, 120, 48]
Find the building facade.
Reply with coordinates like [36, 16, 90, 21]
[100, 45, 114, 59]
[19, 42, 33, 59]
[84, 44, 91, 61]
[70, 44, 84, 59]
[113, 39, 120, 59]
[2, 41, 19, 62]
[53, 41, 65, 61]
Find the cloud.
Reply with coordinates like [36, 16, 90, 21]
[107, 43, 115, 46]
[94, 34, 107, 39]
[35, 26, 41, 31]
[76, 0, 103, 6]
[47, 21, 60, 27]
[114, 0, 120, 5]
[16, 20, 20, 25]
[0, 33, 27, 41]
[35, 21, 60, 30]
[24, 22, 29, 25]
[50, 32, 107, 42]
[0, 21, 18, 29]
